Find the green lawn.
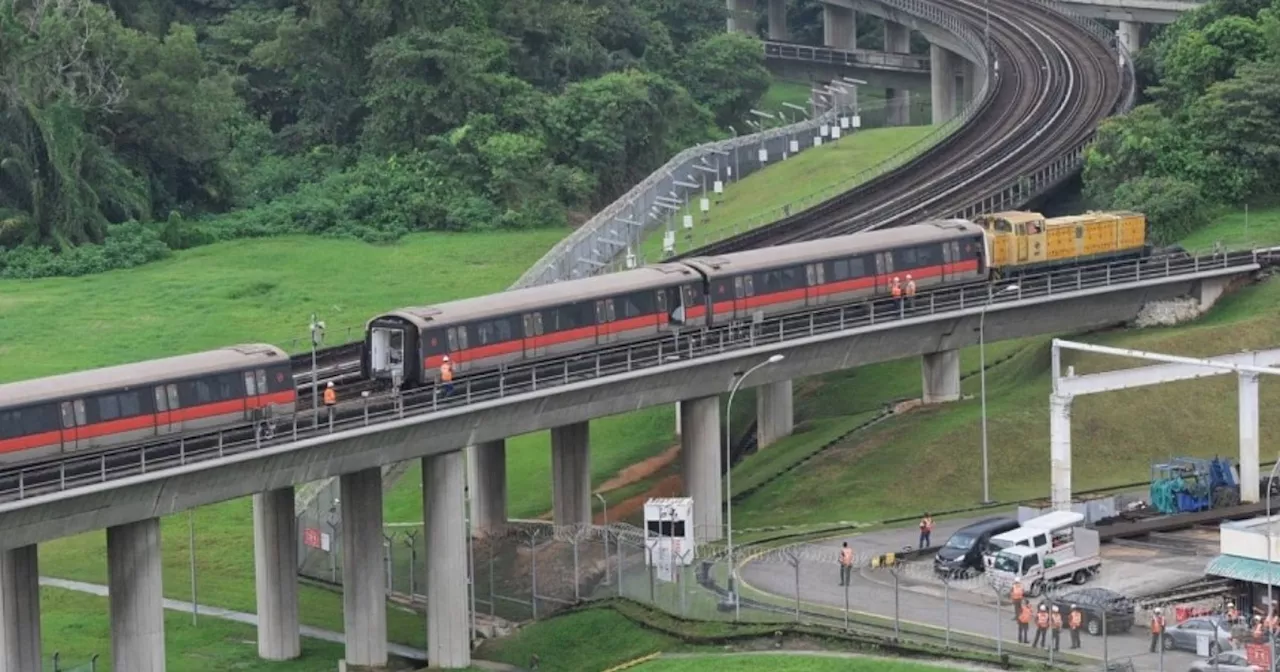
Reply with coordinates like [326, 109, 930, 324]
[475, 608, 678, 672]
[1180, 204, 1280, 252]
[639, 125, 938, 262]
[632, 654, 964, 672]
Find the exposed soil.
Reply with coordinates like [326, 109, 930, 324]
[533, 443, 684, 522]
[595, 473, 684, 524]
[595, 444, 681, 492]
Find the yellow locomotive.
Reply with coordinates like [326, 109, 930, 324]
[974, 210, 1148, 276]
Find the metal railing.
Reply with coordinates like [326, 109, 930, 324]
[764, 41, 936, 73]
[1, 248, 1267, 505]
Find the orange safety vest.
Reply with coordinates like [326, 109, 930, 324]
[1036, 612, 1050, 629]
[906, 280, 917, 297]
[1069, 611, 1083, 629]
[1011, 583, 1024, 601]
[891, 282, 902, 298]
[1051, 613, 1063, 630]
[440, 362, 454, 382]
[1151, 616, 1165, 634]
[1018, 604, 1032, 624]
[323, 387, 336, 406]
[840, 547, 853, 566]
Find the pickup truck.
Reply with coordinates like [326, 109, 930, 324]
[988, 527, 1102, 597]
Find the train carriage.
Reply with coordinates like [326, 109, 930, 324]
[976, 210, 1149, 274]
[683, 220, 988, 323]
[364, 263, 705, 387]
[0, 345, 295, 464]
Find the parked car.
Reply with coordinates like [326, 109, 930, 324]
[1163, 614, 1233, 656]
[1188, 650, 1263, 671]
[1048, 587, 1135, 635]
[934, 517, 1018, 578]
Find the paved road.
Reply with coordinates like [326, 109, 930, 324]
[739, 516, 1206, 672]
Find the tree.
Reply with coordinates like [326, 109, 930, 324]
[676, 32, 771, 129]
[1110, 176, 1211, 243]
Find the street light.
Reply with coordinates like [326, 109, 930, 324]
[725, 353, 785, 619]
[1267, 458, 1280, 672]
[979, 284, 1018, 504]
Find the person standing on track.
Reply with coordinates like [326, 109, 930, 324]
[323, 381, 336, 423]
[1068, 604, 1083, 649]
[1017, 601, 1032, 644]
[918, 513, 933, 549]
[440, 355, 455, 397]
[839, 542, 853, 586]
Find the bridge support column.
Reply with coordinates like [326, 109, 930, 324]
[726, 0, 754, 34]
[424, 451, 471, 668]
[920, 350, 960, 404]
[253, 488, 300, 660]
[768, 0, 788, 40]
[960, 59, 976, 106]
[930, 44, 959, 125]
[340, 468, 387, 668]
[757, 379, 795, 449]
[823, 4, 856, 50]
[468, 440, 507, 535]
[551, 422, 591, 527]
[1050, 394, 1073, 511]
[107, 518, 165, 672]
[0, 545, 41, 672]
[1117, 20, 1141, 55]
[680, 396, 723, 543]
[884, 21, 912, 126]
[1239, 373, 1260, 504]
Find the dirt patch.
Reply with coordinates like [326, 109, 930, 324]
[596, 474, 685, 524]
[596, 444, 681, 493]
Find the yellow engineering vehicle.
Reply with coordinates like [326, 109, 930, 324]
[974, 210, 1149, 276]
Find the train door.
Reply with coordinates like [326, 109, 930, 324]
[369, 326, 406, 382]
[806, 263, 828, 306]
[523, 313, 546, 358]
[59, 400, 85, 453]
[595, 300, 618, 344]
[446, 327, 470, 372]
[1016, 223, 1029, 263]
[941, 243, 953, 282]
[874, 252, 893, 294]
[154, 386, 173, 434]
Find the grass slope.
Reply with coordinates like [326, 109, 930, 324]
[476, 608, 678, 672]
[633, 654, 961, 672]
[638, 125, 937, 262]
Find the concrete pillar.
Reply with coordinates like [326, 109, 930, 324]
[930, 44, 959, 125]
[0, 545, 40, 672]
[340, 468, 387, 668]
[253, 487, 300, 660]
[768, 0, 788, 40]
[680, 396, 723, 543]
[468, 440, 507, 535]
[1117, 20, 1141, 55]
[1050, 393, 1073, 511]
[823, 4, 856, 50]
[107, 518, 165, 672]
[1239, 373, 1260, 504]
[424, 452, 471, 668]
[960, 59, 976, 107]
[551, 422, 591, 527]
[675, 402, 681, 437]
[757, 379, 795, 449]
[920, 350, 960, 403]
[726, 0, 754, 34]
[884, 21, 912, 125]
[1198, 276, 1230, 310]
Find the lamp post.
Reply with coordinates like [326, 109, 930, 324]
[979, 284, 1018, 504]
[726, 353, 785, 619]
[1267, 458, 1280, 672]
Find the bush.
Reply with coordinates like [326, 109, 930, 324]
[1110, 176, 1212, 243]
[0, 222, 171, 279]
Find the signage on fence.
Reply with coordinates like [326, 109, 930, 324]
[820, 124, 830, 137]
[757, 148, 768, 163]
[713, 180, 724, 194]
[852, 115, 862, 128]
[700, 198, 709, 212]
[304, 528, 322, 549]
[1247, 643, 1271, 668]
[840, 117, 850, 129]
[321, 532, 332, 552]
[832, 127, 842, 140]
[789, 140, 799, 153]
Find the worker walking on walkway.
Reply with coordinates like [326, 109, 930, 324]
[891, 276, 903, 311]
[1017, 601, 1032, 644]
[1149, 607, 1166, 653]
[1032, 604, 1050, 649]
[918, 513, 933, 549]
[1050, 605, 1063, 652]
[1068, 604, 1083, 649]
[839, 542, 853, 586]
[904, 274, 917, 307]
[322, 381, 336, 423]
[1010, 580, 1024, 621]
[440, 355, 455, 398]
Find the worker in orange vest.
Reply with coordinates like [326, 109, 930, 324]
[918, 513, 933, 549]
[891, 276, 903, 309]
[839, 541, 854, 586]
[1017, 601, 1033, 644]
[440, 355, 455, 397]
[904, 274, 917, 303]
[1068, 604, 1084, 649]
[1050, 605, 1063, 651]
[1010, 580, 1025, 621]
[1149, 607, 1166, 653]
[323, 381, 336, 407]
[1253, 615, 1265, 642]
[1227, 601, 1240, 624]
[1032, 604, 1050, 649]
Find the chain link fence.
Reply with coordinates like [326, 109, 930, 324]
[45, 653, 100, 672]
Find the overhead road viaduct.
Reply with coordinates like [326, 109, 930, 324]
[0, 250, 1270, 670]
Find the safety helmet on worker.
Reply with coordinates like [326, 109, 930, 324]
[1039, 605, 1046, 611]
[327, 381, 334, 388]
[906, 274, 913, 280]
[443, 355, 450, 362]
[1154, 608, 1162, 614]
[1071, 604, 1077, 609]
[1052, 606, 1059, 612]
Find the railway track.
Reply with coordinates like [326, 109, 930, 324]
[676, 0, 1124, 257]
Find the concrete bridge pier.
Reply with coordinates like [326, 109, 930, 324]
[340, 468, 388, 668]
[1117, 20, 1141, 54]
[769, 0, 789, 40]
[253, 488, 300, 660]
[727, 0, 755, 33]
[884, 20, 913, 126]
[757, 379, 795, 449]
[424, 452, 471, 668]
[824, 4, 857, 49]
[930, 44, 960, 124]
[551, 422, 592, 527]
[680, 397, 724, 542]
[468, 440, 507, 535]
[921, 350, 961, 403]
[960, 59, 976, 106]
[0, 545, 41, 672]
[107, 518, 165, 672]
[1239, 373, 1260, 504]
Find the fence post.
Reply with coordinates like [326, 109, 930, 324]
[617, 534, 625, 599]
[891, 566, 901, 639]
[943, 575, 951, 648]
[573, 531, 581, 603]
[404, 530, 418, 597]
[844, 572, 851, 632]
[530, 530, 540, 620]
[786, 548, 801, 623]
[489, 538, 496, 617]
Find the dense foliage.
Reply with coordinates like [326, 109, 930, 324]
[1083, 0, 1280, 242]
[0, 0, 771, 277]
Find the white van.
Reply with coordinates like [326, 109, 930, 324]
[983, 511, 1085, 568]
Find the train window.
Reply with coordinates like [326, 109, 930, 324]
[118, 391, 143, 418]
[61, 402, 76, 429]
[605, 299, 616, 322]
[1027, 222, 1043, 235]
[594, 301, 605, 324]
[533, 313, 545, 336]
[892, 247, 918, 269]
[423, 330, 446, 355]
[74, 400, 86, 426]
[780, 267, 803, 290]
[805, 265, 815, 286]
[832, 259, 850, 281]
[155, 387, 169, 412]
[620, 291, 655, 318]
[244, 372, 258, 396]
[447, 328, 458, 352]
[0, 411, 16, 439]
[98, 395, 121, 421]
[915, 244, 943, 268]
[995, 220, 1013, 233]
[256, 369, 269, 395]
[457, 327, 469, 350]
[849, 256, 867, 277]
[655, 290, 667, 315]
[814, 263, 825, 284]
[1075, 226, 1084, 239]
[167, 384, 181, 409]
[744, 275, 755, 296]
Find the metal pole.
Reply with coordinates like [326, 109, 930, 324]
[530, 532, 539, 620]
[596, 493, 610, 585]
[189, 509, 198, 626]
[980, 302, 991, 504]
[844, 578, 850, 631]
[944, 577, 951, 648]
[1103, 608, 1109, 669]
[994, 591, 1002, 657]
[1269, 458, 1280, 672]
[893, 569, 901, 639]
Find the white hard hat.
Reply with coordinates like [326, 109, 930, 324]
[1052, 606, 1059, 612]
[327, 381, 334, 388]
[442, 355, 450, 362]
[906, 274, 913, 279]
[1071, 604, 1077, 609]
[1154, 608, 1162, 614]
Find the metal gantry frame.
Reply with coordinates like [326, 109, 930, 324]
[1049, 339, 1280, 511]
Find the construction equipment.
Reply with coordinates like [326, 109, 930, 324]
[1150, 457, 1237, 515]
